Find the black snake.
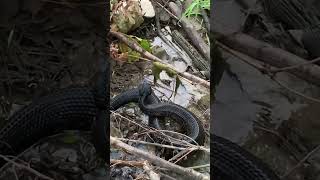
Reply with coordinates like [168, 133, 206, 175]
[0, 58, 280, 179]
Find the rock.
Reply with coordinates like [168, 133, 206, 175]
[159, 9, 170, 22]
[111, 166, 134, 180]
[173, 60, 188, 72]
[52, 148, 78, 162]
[159, 71, 172, 81]
[152, 45, 169, 60]
[139, 0, 155, 18]
[111, 0, 144, 33]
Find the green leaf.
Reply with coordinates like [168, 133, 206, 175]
[152, 62, 177, 83]
[139, 39, 152, 52]
[128, 51, 140, 63]
[183, 0, 210, 18]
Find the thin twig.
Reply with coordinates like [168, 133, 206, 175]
[187, 164, 210, 169]
[173, 148, 195, 164]
[216, 41, 266, 72]
[117, 138, 188, 151]
[271, 57, 320, 73]
[112, 111, 192, 146]
[154, 1, 180, 21]
[281, 145, 320, 179]
[109, 31, 209, 88]
[272, 76, 320, 103]
[110, 136, 209, 180]
[217, 41, 320, 103]
[168, 148, 191, 163]
[0, 155, 54, 180]
[111, 159, 145, 167]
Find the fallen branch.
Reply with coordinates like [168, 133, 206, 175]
[143, 161, 161, 180]
[187, 164, 210, 169]
[110, 136, 209, 180]
[217, 41, 320, 103]
[215, 32, 320, 86]
[109, 31, 209, 88]
[111, 159, 145, 167]
[117, 137, 210, 153]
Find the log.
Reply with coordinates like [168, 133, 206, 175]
[216, 32, 320, 86]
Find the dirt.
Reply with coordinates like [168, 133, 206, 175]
[0, 1, 106, 121]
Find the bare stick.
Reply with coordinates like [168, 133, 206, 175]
[110, 136, 209, 180]
[118, 137, 209, 153]
[281, 145, 320, 179]
[216, 32, 320, 86]
[111, 159, 145, 167]
[143, 161, 161, 180]
[117, 138, 188, 151]
[271, 57, 320, 73]
[187, 164, 210, 169]
[272, 77, 320, 103]
[109, 31, 209, 88]
[217, 41, 320, 103]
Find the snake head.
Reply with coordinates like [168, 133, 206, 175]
[138, 80, 152, 97]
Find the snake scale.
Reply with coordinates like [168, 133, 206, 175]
[0, 58, 280, 179]
[262, 0, 320, 59]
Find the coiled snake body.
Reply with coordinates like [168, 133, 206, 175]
[0, 60, 279, 180]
